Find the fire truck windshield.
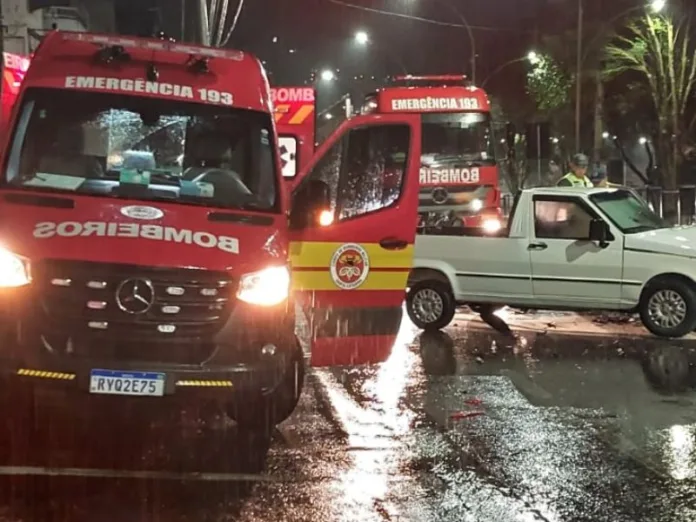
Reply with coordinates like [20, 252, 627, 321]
[421, 112, 495, 165]
[3, 88, 278, 212]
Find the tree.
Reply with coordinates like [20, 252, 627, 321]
[524, 47, 579, 164]
[604, 14, 696, 191]
[526, 52, 572, 113]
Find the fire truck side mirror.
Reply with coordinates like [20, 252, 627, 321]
[289, 179, 331, 229]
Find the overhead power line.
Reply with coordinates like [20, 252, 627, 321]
[325, 0, 533, 33]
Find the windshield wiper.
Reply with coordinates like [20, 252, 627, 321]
[625, 224, 664, 233]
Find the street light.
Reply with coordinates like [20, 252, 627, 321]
[351, 30, 409, 75]
[320, 69, 336, 82]
[354, 30, 369, 45]
[650, 0, 666, 12]
[481, 50, 538, 88]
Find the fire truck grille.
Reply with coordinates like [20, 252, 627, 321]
[33, 260, 234, 347]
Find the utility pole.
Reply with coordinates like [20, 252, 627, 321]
[198, 0, 210, 45]
[575, 0, 583, 152]
[181, 0, 186, 41]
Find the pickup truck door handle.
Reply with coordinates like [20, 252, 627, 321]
[528, 242, 548, 251]
[379, 237, 409, 250]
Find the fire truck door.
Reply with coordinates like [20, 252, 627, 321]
[289, 114, 421, 366]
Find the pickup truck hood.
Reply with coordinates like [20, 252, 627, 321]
[625, 226, 696, 258]
[0, 191, 287, 273]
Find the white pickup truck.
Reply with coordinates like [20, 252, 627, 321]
[406, 186, 696, 338]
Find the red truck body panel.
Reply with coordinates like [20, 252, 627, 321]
[270, 86, 315, 184]
[1, 52, 30, 135]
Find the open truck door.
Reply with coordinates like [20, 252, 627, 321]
[289, 113, 422, 366]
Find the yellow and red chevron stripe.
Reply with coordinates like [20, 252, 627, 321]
[289, 241, 412, 291]
[274, 103, 314, 125]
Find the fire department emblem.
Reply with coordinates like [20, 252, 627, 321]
[330, 243, 370, 290]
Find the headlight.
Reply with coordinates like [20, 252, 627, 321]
[482, 218, 502, 234]
[0, 246, 31, 287]
[318, 210, 334, 226]
[236, 266, 290, 306]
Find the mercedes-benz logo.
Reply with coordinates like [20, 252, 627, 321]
[115, 278, 155, 314]
[431, 187, 449, 205]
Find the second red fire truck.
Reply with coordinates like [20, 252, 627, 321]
[273, 75, 503, 232]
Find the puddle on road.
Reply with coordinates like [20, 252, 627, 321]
[417, 323, 696, 484]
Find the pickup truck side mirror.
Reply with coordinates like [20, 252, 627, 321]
[589, 219, 610, 246]
[289, 179, 332, 229]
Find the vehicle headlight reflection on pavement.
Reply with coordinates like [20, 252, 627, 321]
[0, 246, 31, 287]
[667, 424, 695, 480]
[316, 311, 419, 520]
[236, 265, 290, 306]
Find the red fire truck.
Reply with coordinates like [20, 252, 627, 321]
[0, 32, 425, 431]
[360, 75, 502, 232]
[275, 76, 502, 232]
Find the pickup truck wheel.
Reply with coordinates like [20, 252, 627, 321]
[407, 281, 456, 331]
[227, 341, 305, 434]
[639, 279, 696, 338]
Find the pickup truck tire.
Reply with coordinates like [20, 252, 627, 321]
[639, 278, 696, 338]
[227, 341, 305, 433]
[406, 281, 456, 331]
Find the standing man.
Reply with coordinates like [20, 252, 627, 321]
[557, 153, 593, 187]
[591, 164, 622, 188]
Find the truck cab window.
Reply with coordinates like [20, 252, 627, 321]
[337, 124, 410, 220]
[421, 112, 494, 163]
[5, 88, 278, 213]
[292, 124, 410, 226]
[589, 189, 669, 233]
[534, 199, 594, 240]
[293, 137, 342, 216]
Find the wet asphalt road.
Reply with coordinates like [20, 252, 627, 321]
[3, 309, 696, 522]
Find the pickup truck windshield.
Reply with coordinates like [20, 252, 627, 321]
[3, 88, 278, 212]
[421, 112, 494, 165]
[590, 189, 669, 233]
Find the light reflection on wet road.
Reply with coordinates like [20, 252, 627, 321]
[2, 309, 696, 521]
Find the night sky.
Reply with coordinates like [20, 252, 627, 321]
[226, 0, 650, 108]
[118, 0, 690, 112]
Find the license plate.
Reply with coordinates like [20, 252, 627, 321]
[89, 369, 165, 397]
